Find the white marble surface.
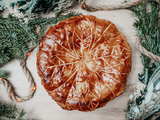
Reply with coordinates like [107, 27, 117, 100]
[0, 1, 144, 120]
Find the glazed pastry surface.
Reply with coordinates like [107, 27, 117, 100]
[37, 15, 131, 111]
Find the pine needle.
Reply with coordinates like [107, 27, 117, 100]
[0, 15, 38, 67]
[129, 1, 160, 57]
[0, 69, 10, 79]
[28, 11, 81, 39]
[0, 102, 26, 120]
[126, 1, 160, 120]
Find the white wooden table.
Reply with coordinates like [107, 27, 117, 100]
[0, 0, 144, 119]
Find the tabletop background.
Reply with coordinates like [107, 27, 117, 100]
[0, 0, 144, 120]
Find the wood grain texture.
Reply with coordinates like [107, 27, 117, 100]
[0, 1, 143, 119]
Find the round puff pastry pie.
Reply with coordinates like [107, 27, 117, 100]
[37, 15, 131, 111]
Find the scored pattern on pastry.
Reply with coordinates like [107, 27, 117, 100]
[37, 15, 131, 111]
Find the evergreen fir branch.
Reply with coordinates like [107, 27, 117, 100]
[28, 15, 57, 40]
[57, 11, 81, 21]
[129, 0, 160, 85]
[129, 1, 160, 57]
[0, 1, 80, 67]
[0, 101, 26, 120]
[126, 1, 160, 120]
[0, 11, 80, 68]
[17, 0, 38, 14]
[0, 0, 16, 11]
[0, 1, 80, 119]
[0, 69, 10, 79]
[28, 11, 81, 39]
[20, 0, 78, 14]
[0, 0, 78, 16]
[0, 15, 38, 67]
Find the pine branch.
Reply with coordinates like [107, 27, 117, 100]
[0, 15, 38, 67]
[28, 11, 81, 39]
[0, 2, 81, 118]
[17, 0, 64, 14]
[0, 0, 78, 15]
[0, 101, 27, 120]
[0, 0, 17, 11]
[0, 69, 10, 79]
[0, 0, 81, 67]
[129, 1, 160, 57]
[126, 1, 160, 120]
[57, 11, 81, 21]
[0, 11, 80, 67]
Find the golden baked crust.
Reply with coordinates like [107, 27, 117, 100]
[37, 15, 131, 111]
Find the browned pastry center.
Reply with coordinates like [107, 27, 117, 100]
[37, 15, 131, 111]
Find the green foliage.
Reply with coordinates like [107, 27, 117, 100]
[129, 1, 160, 88]
[0, 6, 80, 83]
[28, 11, 81, 39]
[0, 102, 26, 120]
[56, 11, 81, 21]
[0, 70, 10, 79]
[138, 55, 157, 84]
[0, 0, 78, 16]
[0, 10, 80, 69]
[0, 1, 80, 119]
[129, 1, 160, 56]
[126, 1, 160, 120]
[17, 0, 78, 15]
[0, 15, 38, 67]
[28, 16, 57, 39]
[0, 1, 80, 67]
[0, 0, 15, 11]
[129, 0, 160, 88]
